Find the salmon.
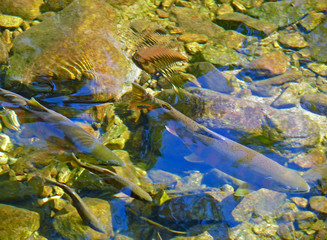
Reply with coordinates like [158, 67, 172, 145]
[0, 88, 124, 166]
[131, 83, 310, 193]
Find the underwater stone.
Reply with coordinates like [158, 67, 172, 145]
[170, 7, 225, 44]
[7, 0, 138, 102]
[295, 211, 317, 230]
[232, 189, 286, 222]
[306, 18, 327, 63]
[300, 92, 327, 116]
[0, 0, 43, 20]
[196, 44, 248, 67]
[244, 50, 289, 77]
[0, 204, 40, 239]
[307, 62, 327, 77]
[309, 196, 327, 214]
[246, 1, 304, 27]
[215, 12, 278, 35]
[278, 31, 309, 49]
[0, 14, 23, 28]
[271, 84, 301, 109]
[0, 38, 8, 64]
[53, 198, 112, 239]
[158, 193, 224, 223]
[299, 12, 325, 31]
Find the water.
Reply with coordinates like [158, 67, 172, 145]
[0, 0, 326, 239]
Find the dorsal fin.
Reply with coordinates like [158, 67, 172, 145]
[27, 98, 49, 112]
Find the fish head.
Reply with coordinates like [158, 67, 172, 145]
[262, 172, 310, 194]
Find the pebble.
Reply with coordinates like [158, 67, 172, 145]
[291, 197, 308, 208]
[185, 42, 204, 55]
[0, 14, 23, 28]
[216, 3, 234, 16]
[0, 39, 8, 64]
[309, 196, 327, 214]
[178, 33, 208, 43]
[245, 50, 289, 77]
[0, 152, 8, 165]
[156, 9, 169, 18]
[307, 62, 327, 77]
[278, 31, 308, 48]
[291, 148, 326, 169]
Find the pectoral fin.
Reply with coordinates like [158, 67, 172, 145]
[165, 125, 178, 137]
[184, 153, 204, 163]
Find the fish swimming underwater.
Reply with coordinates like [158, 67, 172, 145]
[0, 88, 125, 166]
[71, 154, 152, 202]
[38, 175, 107, 233]
[131, 83, 310, 193]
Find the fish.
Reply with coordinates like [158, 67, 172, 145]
[71, 154, 152, 202]
[0, 88, 125, 166]
[131, 83, 310, 193]
[39, 175, 107, 233]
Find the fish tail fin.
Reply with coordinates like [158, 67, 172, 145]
[130, 83, 157, 109]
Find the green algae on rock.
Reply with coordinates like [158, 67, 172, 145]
[6, 0, 139, 102]
[0, 204, 40, 239]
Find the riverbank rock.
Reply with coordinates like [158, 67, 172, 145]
[0, 0, 43, 20]
[0, 204, 40, 239]
[53, 198, 112, 239]
[6, 0, 138, 102]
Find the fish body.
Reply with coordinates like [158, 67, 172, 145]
[131, 83, 310, 193]
[41, 176, 106, 233]
[71, 155, 152, 202]
[0, 88, 124, 166]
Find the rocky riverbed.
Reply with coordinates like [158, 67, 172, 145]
[0, 0, 325, 239]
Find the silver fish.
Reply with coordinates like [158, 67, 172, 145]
[0, 88, 124, 166]
[131, 83, 310, 193]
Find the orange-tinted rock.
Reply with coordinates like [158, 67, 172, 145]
[245, 50, 289, 77]
[6, 0, 138, 102]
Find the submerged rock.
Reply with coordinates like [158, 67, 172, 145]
[306, 18, 327, 63]
[0, 204, 40, 239]
[278, 31, 309, 49]
[231, 189, 286, 222]
[309, 196, 327, 214]
[300, 92, 327, 116]
[215, 12, 278, 35]
[195, 44, 248, 67]
[0, 0, 43, 20]
[244, 50, 289, 77]
[247, 1, 304, 27]
[6, 0, 138, 102]
[0, 14, 23, 28]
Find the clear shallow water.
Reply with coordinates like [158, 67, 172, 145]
[0, 0, 326, 239]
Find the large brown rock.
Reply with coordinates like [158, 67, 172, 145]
[6, 0, 139, 102]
